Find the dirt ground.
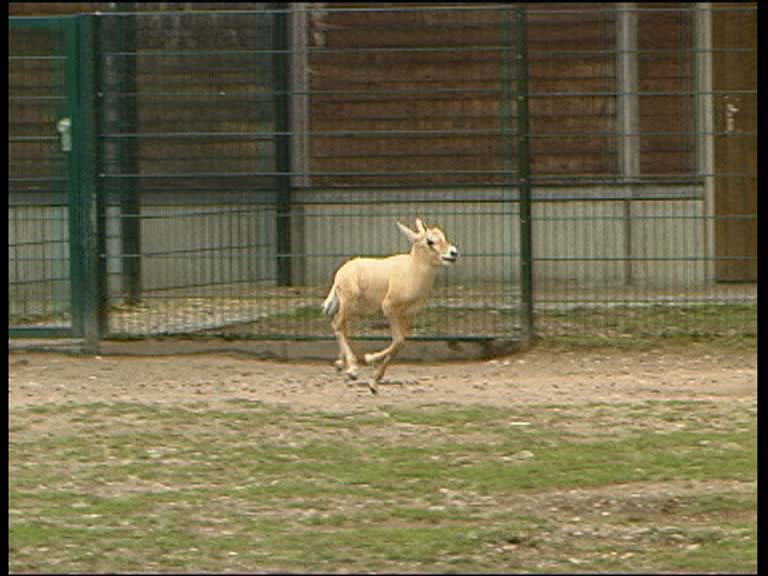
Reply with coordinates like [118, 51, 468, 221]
[8, 342, 756, 411]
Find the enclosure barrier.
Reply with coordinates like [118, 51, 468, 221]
[8, 3, 756, 354]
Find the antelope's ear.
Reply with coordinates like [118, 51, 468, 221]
[396, 221, 419, 243]
[415, 218, 427, 234]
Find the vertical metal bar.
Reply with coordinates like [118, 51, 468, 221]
[63, 17, 86, 339]
[290, 3, 310, 190]
[103, 4, 141, 305]
[617, 3, 639, 285]
[617, 3, 640, 179]
[500, 7, 514, 338]
[515, 6, 534, 340]
[288, 4, 306, 286]
[695, 3, 716, 282]
[92, 14, 109, 336]
[273, 3, 293, 286]
[76, 14, 104, 352]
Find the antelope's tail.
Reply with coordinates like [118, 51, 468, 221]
[321, 285, 340, 318]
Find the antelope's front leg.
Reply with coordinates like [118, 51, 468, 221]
[363, 324, 402, 368]
[364, 313, 411, 393]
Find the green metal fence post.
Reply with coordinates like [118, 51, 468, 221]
[515, 6, 534, 340]
[77, 14, 106, 351]
[500, 6, 519, 338]
[273, 3, 293, 286]
[63, 17, 87, 340]
[91, 14, 109, 336]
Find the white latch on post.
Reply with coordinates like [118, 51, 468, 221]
[725, 101, 739, 134]
[56, 117, 72, 152]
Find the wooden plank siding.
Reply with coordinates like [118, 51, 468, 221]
[307, 3, 698, 186]
[10, 2, 699, 188]
[10, 3, 278, 198]
[526, 3, 618, 177]
[306, 3, 514, 187]
[8, 3, 97, 16]
[636, 3, 696, 176]
[8, 25, 69, 195]
[306, 3, 621, 186]
[7, 3, 271, 16]
[712, 2, 757, 281]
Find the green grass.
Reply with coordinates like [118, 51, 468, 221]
[534, 303, 756, 349]
[8, 398, 756, 573]
[13, 292, 755, 349]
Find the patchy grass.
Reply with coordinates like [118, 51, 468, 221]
[534, 303, 756, 350]
[12, 283, 755, 349]
[9, 399, 756, 573]
[204, 302, 756, 351]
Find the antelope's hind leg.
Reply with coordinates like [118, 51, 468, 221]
[331, 314, 359, 380]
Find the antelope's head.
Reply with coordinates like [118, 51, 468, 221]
[397, 218, 459, 267]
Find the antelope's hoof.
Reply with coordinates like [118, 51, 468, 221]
[345, 369, 358, 381]
[367, 380, 378, 395]
[334, 360, 344, 372]
[363, 353, 376, 366]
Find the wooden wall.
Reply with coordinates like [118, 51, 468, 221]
[307, 2, 697, 185]
[637, 2, 696, 176]
[9, 2, 702, 188]
[712, 2, 757, 281]
[8, 3, 97, 16]
[527, 3, 618, 177]
[306, 3, 513, 187]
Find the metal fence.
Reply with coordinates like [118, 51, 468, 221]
[8, 3, 757, 353]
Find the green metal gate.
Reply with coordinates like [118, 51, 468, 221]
[9, 17, 86, 340]
[9, 15, 101, 348]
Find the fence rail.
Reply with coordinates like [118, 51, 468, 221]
[8, 3, 757, 352]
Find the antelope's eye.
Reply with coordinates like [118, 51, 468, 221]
[426, 237, 435, 247]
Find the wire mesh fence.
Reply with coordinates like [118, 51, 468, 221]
[9, 19, 77, 336]
[8, 3, 757, 351]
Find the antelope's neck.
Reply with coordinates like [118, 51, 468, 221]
[408, 250, 440, 288]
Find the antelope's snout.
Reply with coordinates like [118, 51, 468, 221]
[441, 246, 459, 265]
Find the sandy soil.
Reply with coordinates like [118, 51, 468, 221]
[8, 342, 756, 411]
